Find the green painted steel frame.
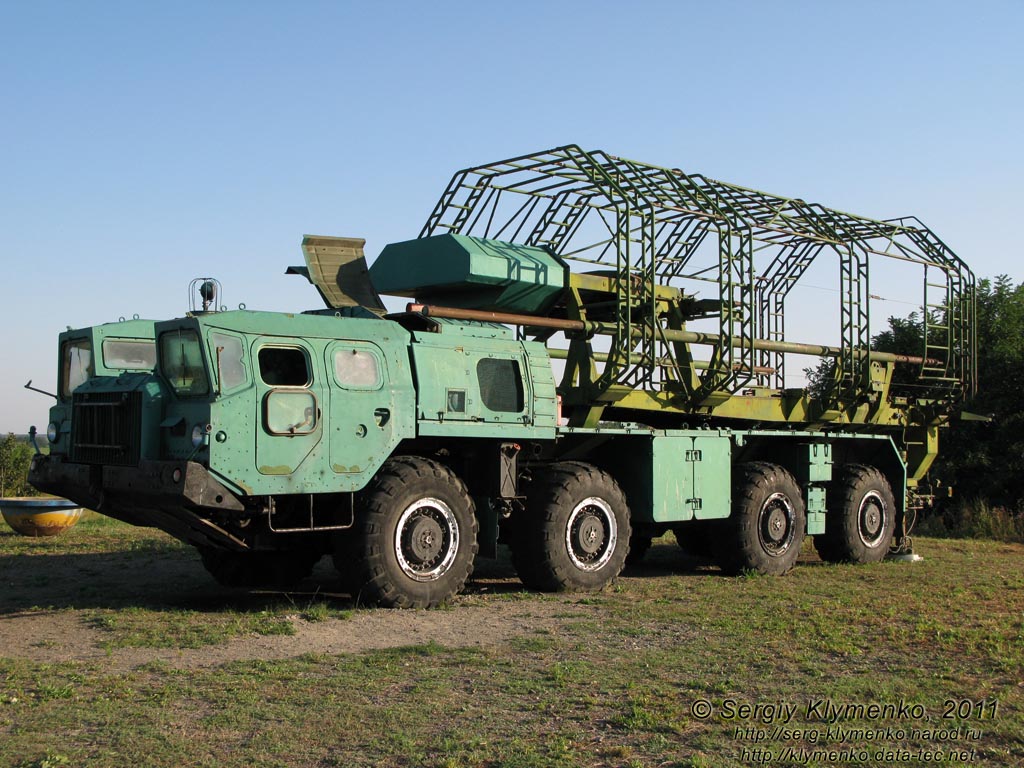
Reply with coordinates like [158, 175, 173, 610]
[419, 145, 976, 426]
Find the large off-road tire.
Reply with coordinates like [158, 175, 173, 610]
[199, 547, 320, 589]
[337, 456, 478, 609]
[718, 462, 806, 576]
[813, 464, 896, 564]
[673, 519, 723, 561]
[512, 462, 631, 592]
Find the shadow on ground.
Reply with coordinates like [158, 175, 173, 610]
[0, 531, 724, 615]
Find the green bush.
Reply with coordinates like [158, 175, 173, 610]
[916, 498, 1024, 543]
[0, 433, 40, 498]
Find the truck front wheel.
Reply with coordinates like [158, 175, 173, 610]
[339, 456, 478, 608]
[719, 462, 805, 576]
[513, 462, 631, 592]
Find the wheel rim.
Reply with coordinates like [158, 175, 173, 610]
[394, 497, 459, 582]
[757, 492, 796, 557]
[565, 497, 618, 572]
[857, 490, 887, 548]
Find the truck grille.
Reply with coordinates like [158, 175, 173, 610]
[71, 391, 142, 466]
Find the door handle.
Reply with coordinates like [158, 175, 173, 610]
[374, 408, 391, 428]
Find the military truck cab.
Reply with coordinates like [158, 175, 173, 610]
[33, 319, 156, 491]
[47, 318, 156, 450]
[33, 298, 560, 606]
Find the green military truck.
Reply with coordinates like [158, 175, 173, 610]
[30, 146, 975, 608]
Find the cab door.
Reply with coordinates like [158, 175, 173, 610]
[325, 340, 394, 475]
[253, 340, 323, 476]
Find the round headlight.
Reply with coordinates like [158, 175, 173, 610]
[47, 422, 59, 443]
[191, 424, 208, 448]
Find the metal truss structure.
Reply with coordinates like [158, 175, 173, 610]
[420, 145, 975, 422]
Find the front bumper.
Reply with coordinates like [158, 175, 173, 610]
[30, 455, 244, 513]
[29, 455, 249, 550]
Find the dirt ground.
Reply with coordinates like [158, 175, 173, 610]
[0, 601, 604, 672]
[0, 540, 623, 672]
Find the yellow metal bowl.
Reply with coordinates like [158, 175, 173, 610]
[0, 497, 85, 537]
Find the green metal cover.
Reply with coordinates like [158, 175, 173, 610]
[293, 235, 387, 314]
[409, 328, 558, 441]
[371, 234, 567, 314]
[806, 486, 826, 535]
[616, 432, 732, 523]
[802, 442, 832, 535]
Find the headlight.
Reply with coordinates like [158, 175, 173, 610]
[191, 424, 209, 448]
[46, 422, 59, 443]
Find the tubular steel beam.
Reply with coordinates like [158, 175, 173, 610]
[544, 346, 777, 377]
[407, 303, 937, 367]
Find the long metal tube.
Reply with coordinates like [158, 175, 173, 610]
[406, 303, 937, 366]
[544, 346, 777, 376]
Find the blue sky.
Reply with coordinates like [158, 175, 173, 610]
[1, 0, 1021, 431]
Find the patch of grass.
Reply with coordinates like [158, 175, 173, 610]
[86, 606, 295, 648]
[34, 683, 74, 701]
[17, 754, 71, 768]
[0, 513, 185, 556]
[547, 660, 590, 688]
[0, 525, 1023, 767]
[613, 695, 665, 732]
[298, 599, 351, 623]
[508, 633, 556, 652]
[379, 640, 447, 658]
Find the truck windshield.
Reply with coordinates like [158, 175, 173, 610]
[103, 338, 157, 371]
[159, 329, 210, 396]
[61, 339, 93, 398]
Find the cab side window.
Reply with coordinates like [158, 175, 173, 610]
[210, 333, 246, 391]
[259, 346, 317, 435]
[259, 347, 310, 386]
[333, 347, 382, 389]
